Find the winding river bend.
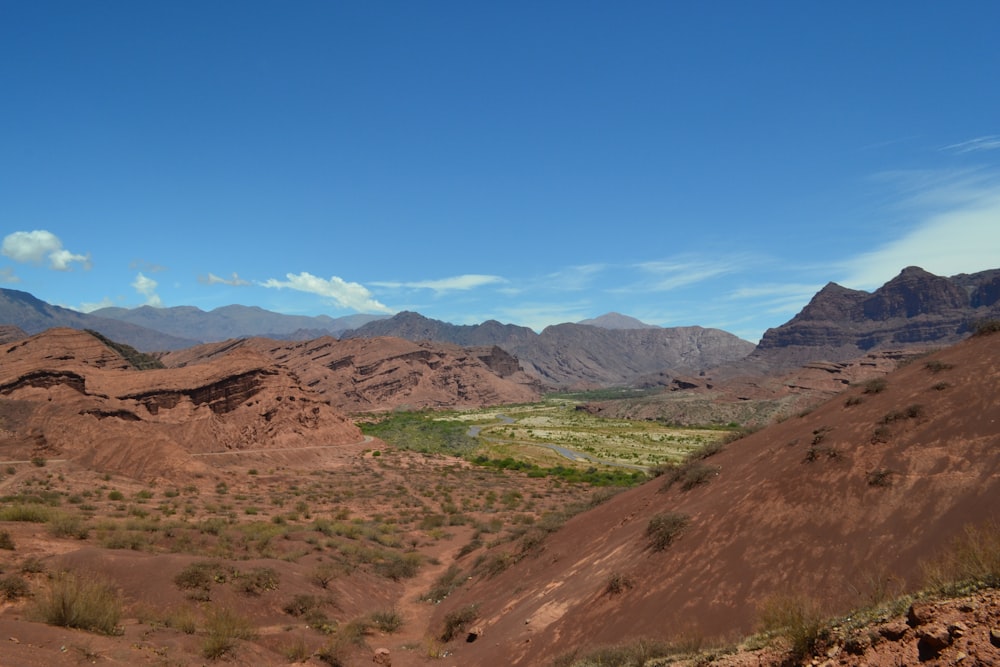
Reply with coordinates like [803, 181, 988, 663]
[468, 414, 646, 471]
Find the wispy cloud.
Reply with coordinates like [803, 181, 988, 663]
[943, 135, 1000, 154]
[1, 230, 90, 271]
[617, 256, 745, 293]
[132, 272, 162, 307]
[372, 274, 505, 293]
[260, 271, 393, 313]
[0, 267, 20, 284]
[495, 301, 593, 332]
[199, 272, 251, 286]
[129, 259, 168, 273]
[839, 169, 1000, 289]
[78, 297, 115, 313]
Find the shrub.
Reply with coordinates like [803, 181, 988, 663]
[310, 561, 341, 589]
[661, 460, 719, 492]
[0, 504, 52, 522]
[202, 606, 255, 659]
[844, 395, 864, 407]
[374, 552, 421, 581]
[645, 512, 689, 552]
[235, 567, 279, 595]
[0, 529, 14, 550]
[972, 319, 1000, 336]
[370, 607, 403, 633]
[923, 521, 1000, 593]
[862, 378, 887, 394]
[423, 564, 464, 603]
[283, 594, 321, 617]
[757, 594, 827, 661]
[924, 360, 954, 373]
[0, 573, 30, 600]
[107, 490, 124, 501]
[604, 571, 634, 596]
[440, 603, 478, 642]
[865, 468, 895, 488]
[33, 571, 122, 635]
[49, 514, 89, 539]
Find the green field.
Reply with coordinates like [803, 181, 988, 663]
[361, 398, 735, 473]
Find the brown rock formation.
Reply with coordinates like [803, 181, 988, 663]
[0, 328, 361, 479]
[159, 335, 542, 413]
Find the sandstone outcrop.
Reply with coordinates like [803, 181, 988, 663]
[0, 328, 361, 479]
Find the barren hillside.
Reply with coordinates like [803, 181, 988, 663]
[431, 330, 1000, 666]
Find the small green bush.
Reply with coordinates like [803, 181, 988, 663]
[972, 319, 1000, 336]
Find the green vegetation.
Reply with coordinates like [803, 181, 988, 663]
[359, 410, 477, 455]
[33, 571, 123, 635]
[756, 594, 827, 661]
[202, 606, 255, 659]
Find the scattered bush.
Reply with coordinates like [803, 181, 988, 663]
[48, 514, 90, 539]
[931, 381, 951, 391]
[862, 378, 887, 394]
[924, 360, 954, 373]
[972, 319, 1000, 336]
[844, 395, 864, 407]
[33, 571, 122, 635]
[865, 468, 895, 488]
[757, 594, 828, 661]
[0, 529, 14, 550]
[645, 512, 690, 552]
[804, 445, 841, 463]
[235, 567, 279, 595]
[552, 638, 680, 667]
[107, 490, 124, 501]
[370, 607, 403, 633]
[0, 504, 53, 522]
[604, 572, 634, 596]
[310, 562, 341, 589]
[923, 521, 1000, 593]
[880, 404, 924, 424]
[423, 564, 464, 603]
[440, 603, 478, 642]
[661, 460, 720, 492]
[0, 573, 30, 600]
[202, 606, 255, 659]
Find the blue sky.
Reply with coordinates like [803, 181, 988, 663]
[2, 2, 999, 343]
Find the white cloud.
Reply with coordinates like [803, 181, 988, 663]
[0, 267, 20, 284]
[132, 272, 163, 307]
[495, 301, 592, 332]
[1, 230, 89, 270]
[78, 297, 116, 313]
[615, 257, 744, 293]
[260, 272, 393, 313]
[943, 135, 1000, 154]
[839, 170, 1000, 289]
[199, 272, 251, 286]
[372, 274, 506, 293]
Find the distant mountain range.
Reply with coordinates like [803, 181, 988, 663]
[2, 265, 998, 388]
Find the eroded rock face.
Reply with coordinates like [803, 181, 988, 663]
[754, 267, 1000, 365]
[0, 328, 361, 479]
[161, 336, 543, 413]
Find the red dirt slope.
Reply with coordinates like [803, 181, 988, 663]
[432, 333, 1000, 666]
